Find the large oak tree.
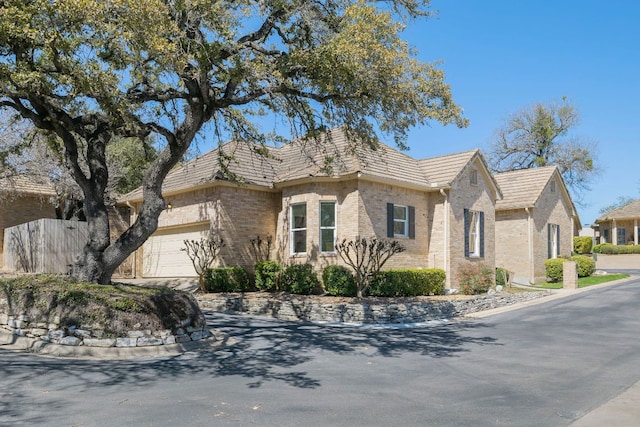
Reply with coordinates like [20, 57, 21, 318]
[0, 0, 466, 283]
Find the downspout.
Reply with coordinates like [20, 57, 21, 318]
[525, 207, 534, 284]
[440, 188, 450, 288]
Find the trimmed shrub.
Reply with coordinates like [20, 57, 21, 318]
[281, 263, 320, 295]
[456, 262, 494, 295]
[495, 267, 510, 287]
[573, 236, 593, 254]
[571, 255, 596, 277]
[322, 265, 356, 297]
[254, 260, 282, 292]
[593, 243, 640, 254]
[544, 258, 565, 282]
[369, 269, 446, 297]
[205, 267, 252, 292]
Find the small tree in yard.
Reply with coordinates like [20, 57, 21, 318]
[335, 237, 405, 297]
[183, 236, 225, 293]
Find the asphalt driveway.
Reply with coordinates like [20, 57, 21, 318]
[2, 277, 640, 426]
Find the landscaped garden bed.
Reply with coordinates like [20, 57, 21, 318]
[0, 274, 212, 348]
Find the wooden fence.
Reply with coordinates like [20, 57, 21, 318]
[3, 219, 88, 274]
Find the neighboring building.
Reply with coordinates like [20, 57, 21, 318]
[119, 128, 502, 288]
[595, 199, 640, 245]
[0, 175, 57, 269]
[493, 166, 581, 284]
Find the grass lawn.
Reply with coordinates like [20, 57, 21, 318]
[535, 274, 630, 289]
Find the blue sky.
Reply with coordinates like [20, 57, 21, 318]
[398, 0, 640, 225]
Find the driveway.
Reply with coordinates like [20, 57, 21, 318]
[2, 278, 640, 426]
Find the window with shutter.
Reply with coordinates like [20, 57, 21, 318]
[386, 203, 415, 239]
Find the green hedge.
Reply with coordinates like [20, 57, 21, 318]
[571, 255, 596, 277]
[369, 269, 446, 297]
[322, 265, 356, 297]
[544, 258, 565, 282]
[205, 267, 252, 292]
[545, 255, 596, 282]
[281, 263, 320, 295]
[573, 236, 593, 254]
[593, 243, 640, 254]
[254, 260, 282, 292]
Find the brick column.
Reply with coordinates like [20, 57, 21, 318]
[563, 261, 578, 289]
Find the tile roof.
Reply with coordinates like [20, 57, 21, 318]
[596, 199, 640, 221]
[0, 174, 56, 196]
[274, 128, 431, 187]
[119, 127, 489, 202]
[418, 150, 478, 186]
[493, 166, 558, 210]
[122, 140, 281, 200]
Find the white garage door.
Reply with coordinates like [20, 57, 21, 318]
[142, 223, 209, 278]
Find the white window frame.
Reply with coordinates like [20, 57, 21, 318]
[393, 205, 409, 237]
[319, 201, 337, 253]
[468, 210, 481, 257]
[290, 203, 307, 255]
[549, 223, 559, 258]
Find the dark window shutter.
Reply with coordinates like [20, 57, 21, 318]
[547, 224, 552, 259]
[479, 211, 485, 257]
[408, 206, 415, 239]
[464, 208, 470, 257]
[387, 203, 394, 238]
[557, 225, 560, 255]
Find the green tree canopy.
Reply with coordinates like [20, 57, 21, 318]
[486, 99, 599, 204]
[0, 0, 466, 283]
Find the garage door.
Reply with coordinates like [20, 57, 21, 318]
[142, 223, 209, 278]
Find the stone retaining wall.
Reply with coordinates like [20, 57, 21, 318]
[0, 312, 212, 348]
[197, 290, 551, 324]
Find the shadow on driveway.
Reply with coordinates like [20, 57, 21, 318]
[0, 313, 499, 424]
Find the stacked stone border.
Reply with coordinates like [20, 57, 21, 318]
[197, 290, 551, 324]
[0, 312, 212, 348]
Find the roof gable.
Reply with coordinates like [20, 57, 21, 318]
[494, 167, 557, 210]
[494, 166, 579, 223]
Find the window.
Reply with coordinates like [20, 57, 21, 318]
[470, 169, 478, 185]
[290, 203, 307, 254]
[394, 205, 408, 237]
[550, 181, 556, 193]
[548, 223, 560, 258]
[617, 227, 626, 245]
[464, 209, 484, 257]
[387, 203, 415, 238]
[320, 201, 336, 253]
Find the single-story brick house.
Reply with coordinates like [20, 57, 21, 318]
[119, 128, 502, 288]
[594, 199, 640, 245]
[493, 166, 581, 284]
[0, 175, 57, 269]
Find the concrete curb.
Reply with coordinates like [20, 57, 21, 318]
[570, 379, 640, 426]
